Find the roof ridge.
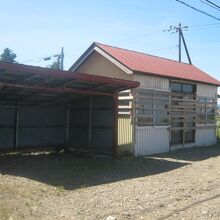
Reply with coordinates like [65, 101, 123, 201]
[94, 42, 192, 66]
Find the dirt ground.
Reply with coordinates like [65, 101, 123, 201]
[0, 145, 220, 220]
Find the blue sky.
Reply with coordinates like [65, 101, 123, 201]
[0, 0, 220, 83]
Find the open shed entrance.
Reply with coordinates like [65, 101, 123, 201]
[0, 62, 139, 156]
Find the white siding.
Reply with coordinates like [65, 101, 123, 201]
[134, 73, 169, 90]
[133, 74, 170, 156]
[196, 83, 217, 148]
[134, 127, 169, 156]
[197, 83, 217, 98]
[134, 73, 169, 156]
[196, 127, 216, 146]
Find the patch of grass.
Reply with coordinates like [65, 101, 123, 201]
[56, 185, 64, 190]
[55, 185, 65, 194]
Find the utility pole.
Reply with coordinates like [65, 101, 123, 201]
[60, 47, 64, 70]
[178, 23, 181, 62]
[164, 23, 192, 64]
[56, 47, 64, 70]
[179, 29, 192, 65]
[44, 46, 64, 70]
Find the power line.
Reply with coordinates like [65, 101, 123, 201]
[22, 57, 44, 63]
[190, 25, 220, 31]
[110, 31, 161, 44]
[188, 22, 220, 28]
[147, 45, 177, 53]
[20, 21, 220, 66]
[199, 0, 220, 12]
[175, 0, 220, 22]
[204, 0, 220, 9]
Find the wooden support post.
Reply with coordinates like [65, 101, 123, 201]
[88, 96, 93, 153]
[131, 89, 136, 156]
[113, 93, 118, 158]
[65, 104, 70, 150]
[14, 101, 19, 149]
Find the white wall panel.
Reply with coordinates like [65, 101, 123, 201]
[196, 127, 216, 146]
[134, 73, 169, 90]
[197, 83, 217, 98]
[134, 127, 169, 156]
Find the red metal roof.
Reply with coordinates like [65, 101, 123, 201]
[0, 61, 140, 102]
[95, 42, 220, 86]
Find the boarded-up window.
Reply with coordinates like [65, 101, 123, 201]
[135, 88, 170, 126]
[118, 90, 132, 115]
[170, 81, 196, 145]
[197, 97, 216, 125]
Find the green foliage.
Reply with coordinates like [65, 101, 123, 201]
[0, 48, 17, 63]
[48, 61, 60, 70]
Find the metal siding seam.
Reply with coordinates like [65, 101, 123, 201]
[196, 128, 216, 146]
[197, 83, 217, 98]
[135, 127, 169, 156]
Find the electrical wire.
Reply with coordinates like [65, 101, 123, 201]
[20, 22, 220, 65]
[175, 0, 220, 22]
[190, 25, 220, 31]
[188, 22, 220, 28]
[199, 0, 220, 12]
[147, 45, 177, 53]
[109, 31, 161, 44]
[22, 57, 43, 63]
[204, 0, 220, 9]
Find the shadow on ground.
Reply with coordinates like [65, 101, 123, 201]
[0, 145, 219, 190]
[156, 144, 220, 162]
[0, 151, 189, 190]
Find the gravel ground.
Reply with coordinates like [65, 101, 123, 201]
[0, 145, 220, 220]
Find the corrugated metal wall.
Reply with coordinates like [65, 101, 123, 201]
[76, 51, 133, 80]
[196, 83, 217, 147]
[69, 98, 89, 150]
[118, 115, 133, 155]
[134, 127, 170, 156]
[133, 73, 170, 156]
[196, 127, 216, 146]
[0, 96, 115, 155]
[0, 108, 15, 149]
[91, 96, 114, 154]
[18, 106, 66, 148]
[134, 73, 169, 90]
[69, 96, 114, 155]
[197, 83, 217, 97]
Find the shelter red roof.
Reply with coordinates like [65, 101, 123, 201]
[95, 42, 220, 86]
[0, 61, 139, 102]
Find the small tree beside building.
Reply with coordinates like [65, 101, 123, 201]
[0, 48, 17, 63]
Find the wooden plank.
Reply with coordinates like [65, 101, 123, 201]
[169, 127, 196, 131]
[118, 96, 133, 100]
[118, 105, 132, 109]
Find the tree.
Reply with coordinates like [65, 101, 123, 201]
[0, 48, 17, 63]
[48, 60, 60, 70]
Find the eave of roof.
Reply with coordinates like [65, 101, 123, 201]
[94, 42, 220, 86]
[0, 61, 140, 102]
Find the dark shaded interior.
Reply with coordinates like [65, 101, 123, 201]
[0, 95, 114, 155]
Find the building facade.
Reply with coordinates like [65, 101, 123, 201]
[70, 42, 219, 156]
